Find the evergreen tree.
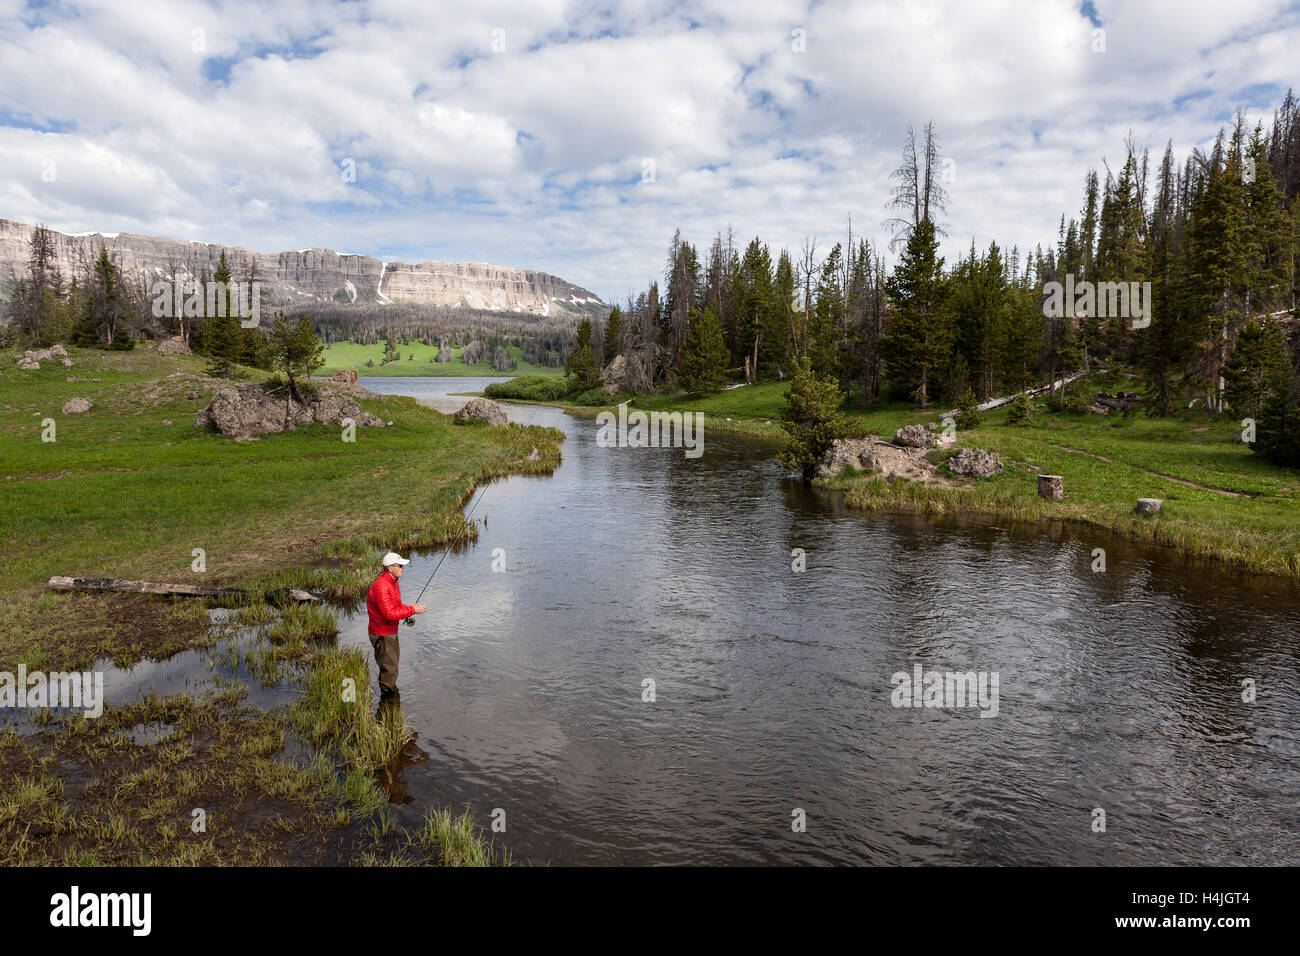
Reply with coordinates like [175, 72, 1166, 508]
[1253, 372, 1300, 468]
[204, 251, 242, 376]
[882, 218, 950, 408]
[267, 312, 325, 423]
[678, 305, 729, 392]
[604, 305, 623, 364]
[778, 356, 855, 480]
[565, 317, 601, 390]
[1224, 316, 1291, 420]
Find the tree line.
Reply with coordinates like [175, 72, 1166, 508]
[569, 107, 1300, 467]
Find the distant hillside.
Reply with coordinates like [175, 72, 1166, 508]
[0, 218, 605, 318]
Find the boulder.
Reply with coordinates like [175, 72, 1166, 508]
[1135, 498, 1163, 514]
[18, 344, 68, 363]
[331, 368, 359, 385]
[61, 397, 93, 415]
[195, 382, 386, 440]
[158, 336, 191, 356]
[814, 437, 941, 483]
[453, 398, 509, 426]
[60, 358, 73, 366]
[946, 447, 1005, 478]
[814, 438, 876, 479]
[602, 354, 630, 395]
[893, 424, 937, 449]
[18, 360, 39, 370]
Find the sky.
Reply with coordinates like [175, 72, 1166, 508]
[2, 0, 1298, 303]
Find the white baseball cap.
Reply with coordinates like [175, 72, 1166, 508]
[382, 552, 410, 567]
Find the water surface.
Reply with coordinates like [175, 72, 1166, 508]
[346, 376, 1300, 865]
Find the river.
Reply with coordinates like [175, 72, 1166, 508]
[343, 376, 1299, 865]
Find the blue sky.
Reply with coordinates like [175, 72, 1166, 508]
[2, 0, 1298, 301]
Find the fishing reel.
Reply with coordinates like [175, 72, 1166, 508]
[404, 616, 416, 627]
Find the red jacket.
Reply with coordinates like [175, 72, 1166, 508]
[366, 571, 415, 636]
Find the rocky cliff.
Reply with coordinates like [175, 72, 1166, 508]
[0, 218, 604, 317]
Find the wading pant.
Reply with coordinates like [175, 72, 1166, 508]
[368, 632, 400, 693]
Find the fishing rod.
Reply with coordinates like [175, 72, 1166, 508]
[403, 404, 543, 625]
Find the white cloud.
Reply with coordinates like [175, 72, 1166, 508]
[0, 0, 1297, 299]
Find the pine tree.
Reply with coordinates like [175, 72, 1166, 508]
[267, 312, 325, 424]
[1224, 316, 1291, 420]
[678, 305, 729, 392]
[882, 218, 950, 408]
[204, 251, 242, 376]
[604, 305, 623, 364]
[778, 356, 854, 480]
[1253, 370, 1300, 468]
[565, 317, 601, 390]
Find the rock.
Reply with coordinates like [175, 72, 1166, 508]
[814, 437, 942, 483]
[61, 397, 93, 415]
[195, 382, 386, 440]
[946, 447, 1005, 478]
[893, 424, 937, 449]
[1135, 498, 1163, 514]
[332, 368, 359, 385]
[601, 354, 630, 394]
[158, 336, 190, 356]
[1037, 474, 1064, 501]
[18, 360, 39, 370]
[61, 358, 72, 366]
[18, 344, 68, 363]
[1086, 404, 1108, 415]
[527, 446, 540, 461]
[815, 438, 876, 479]
[0, 218, 603, 319]
[453, 398, 508, 426]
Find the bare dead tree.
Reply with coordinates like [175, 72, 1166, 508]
[883, 121, 950, 250]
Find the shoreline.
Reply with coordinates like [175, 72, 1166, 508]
[0, 346, 563, 865]
[465, 384, 1300, 581]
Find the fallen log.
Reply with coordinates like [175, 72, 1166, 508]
[939, 368, 1089, 418]
[47, 576, 321, 603]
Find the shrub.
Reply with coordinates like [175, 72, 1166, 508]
[955, 387, 982, 429]
[1005, 392, 1035, 425]
[570, 387, 614, 406]
[1253, 388, 1300, 468]
[483, 375, 570, 402]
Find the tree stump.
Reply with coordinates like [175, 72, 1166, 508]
[1037, 475, 1064, 501]
[1135, 498, 1163, 514]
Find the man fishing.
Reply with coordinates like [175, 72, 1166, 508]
[366, 552, 426, 697]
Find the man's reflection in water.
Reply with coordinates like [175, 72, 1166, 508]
[375, 691, 429, 805]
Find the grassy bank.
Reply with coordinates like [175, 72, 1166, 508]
[0, 343, 559, 864]
[536, 377, 1300, 578]
[320, 340, 562, 378]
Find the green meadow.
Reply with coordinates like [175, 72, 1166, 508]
[0, 343, 560, 865]
[319, 340, 563, 377]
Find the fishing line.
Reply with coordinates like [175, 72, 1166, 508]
[403, 403, 544, 625]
